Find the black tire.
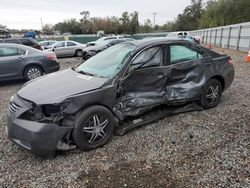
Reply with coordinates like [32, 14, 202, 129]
[200, 79, 222, 109]
[73, 105, 115, 151]
[75, 49, 83, 57]
[24, 65, 43, 81]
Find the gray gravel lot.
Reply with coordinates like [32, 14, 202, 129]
[0, 49, 249, 187]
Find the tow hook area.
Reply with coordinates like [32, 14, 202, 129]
[56, 132, 76, 151]
[56, 140, 76, 151]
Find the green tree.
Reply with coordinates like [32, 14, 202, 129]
[119, 12, 130, 34]
[42, 24, 54, 35]
[129, 11, 139, 34]
[199, 0, 250, 29]
[139, 19, 153, 33]
[54, 19, 81, 34]
[174, 0, 203, 31]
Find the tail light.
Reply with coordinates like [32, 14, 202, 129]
[228, 57, 233, 65]
[47, 53, 57, 61]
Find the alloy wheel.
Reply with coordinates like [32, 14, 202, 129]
[206, 84, 219, 105]
[82, 115, 109, 144]
[27, 68, 42, 80]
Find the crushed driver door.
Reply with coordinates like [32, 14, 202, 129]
[117, 45, 170, 117]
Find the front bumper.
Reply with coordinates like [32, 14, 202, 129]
[82, 51, 96, 60]
[6, 115, 72, 157]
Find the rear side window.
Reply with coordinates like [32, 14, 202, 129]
[0, 47, 20, 57]
[169, 45, 202, 64]
[67, 41, 77, 46]
[4, 39, 19, 44]
[20, 39, 34, 46]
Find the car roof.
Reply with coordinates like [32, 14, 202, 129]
[128, 37, 188, 47]
[0, 43, 42, 53]
[54, 40, 78, 43]
[39, 40, 56, 42]
[2, 37, 35, 41]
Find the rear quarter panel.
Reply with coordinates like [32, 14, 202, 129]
[210, 56, 234, 90]
[22, 54, 58, 73]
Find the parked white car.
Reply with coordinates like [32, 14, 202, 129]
[167, 31, 189, 37]
[87, 36, 124, 46]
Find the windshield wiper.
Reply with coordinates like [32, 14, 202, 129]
[76, 70, 94, 76]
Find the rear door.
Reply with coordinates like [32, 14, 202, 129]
[66, 41, 78, 56]
[165, 43, 209, 103]
[118, 45, 169, 116]
[0, 47, 26, 80]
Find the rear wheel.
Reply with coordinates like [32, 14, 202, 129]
[200, 79, 222, 109]
[73, 106, 115, 151]
[24, 66, 43, 81]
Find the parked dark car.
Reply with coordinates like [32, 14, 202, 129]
[0, 38, 42, 50]
[82, 38, 135, 60]
[0, 43, 59, 81]
[6, 38, 234, 157]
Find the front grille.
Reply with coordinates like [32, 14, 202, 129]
[9, 102, 21, 113]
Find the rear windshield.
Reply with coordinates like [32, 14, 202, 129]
[20, 38, 35, 46]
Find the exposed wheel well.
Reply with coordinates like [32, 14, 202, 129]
[209, 75, 225, 91]
[75, 104, 119, 125]
[75, 49, 82, 53]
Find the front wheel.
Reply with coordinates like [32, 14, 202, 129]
[73, 106, 115, 151]
[200, 79, 222, 109]
[75, 49, 83, 57]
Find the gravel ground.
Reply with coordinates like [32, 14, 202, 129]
[0, 49, 249, 187]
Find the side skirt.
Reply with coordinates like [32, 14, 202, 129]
[115, 102, 203, 136]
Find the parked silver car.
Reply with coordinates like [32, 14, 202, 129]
[46, 40, 86, 57]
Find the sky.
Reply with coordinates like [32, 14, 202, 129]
[0, 0, 197, 30]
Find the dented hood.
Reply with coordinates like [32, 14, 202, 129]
[18, 69, 108, 104]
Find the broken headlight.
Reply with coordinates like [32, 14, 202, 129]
[40, 101, 71, 123]
[20, 100, 70, 123]
[41, 104, 61, 122]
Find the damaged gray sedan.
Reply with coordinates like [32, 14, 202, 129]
[6, 38, 234, 157]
